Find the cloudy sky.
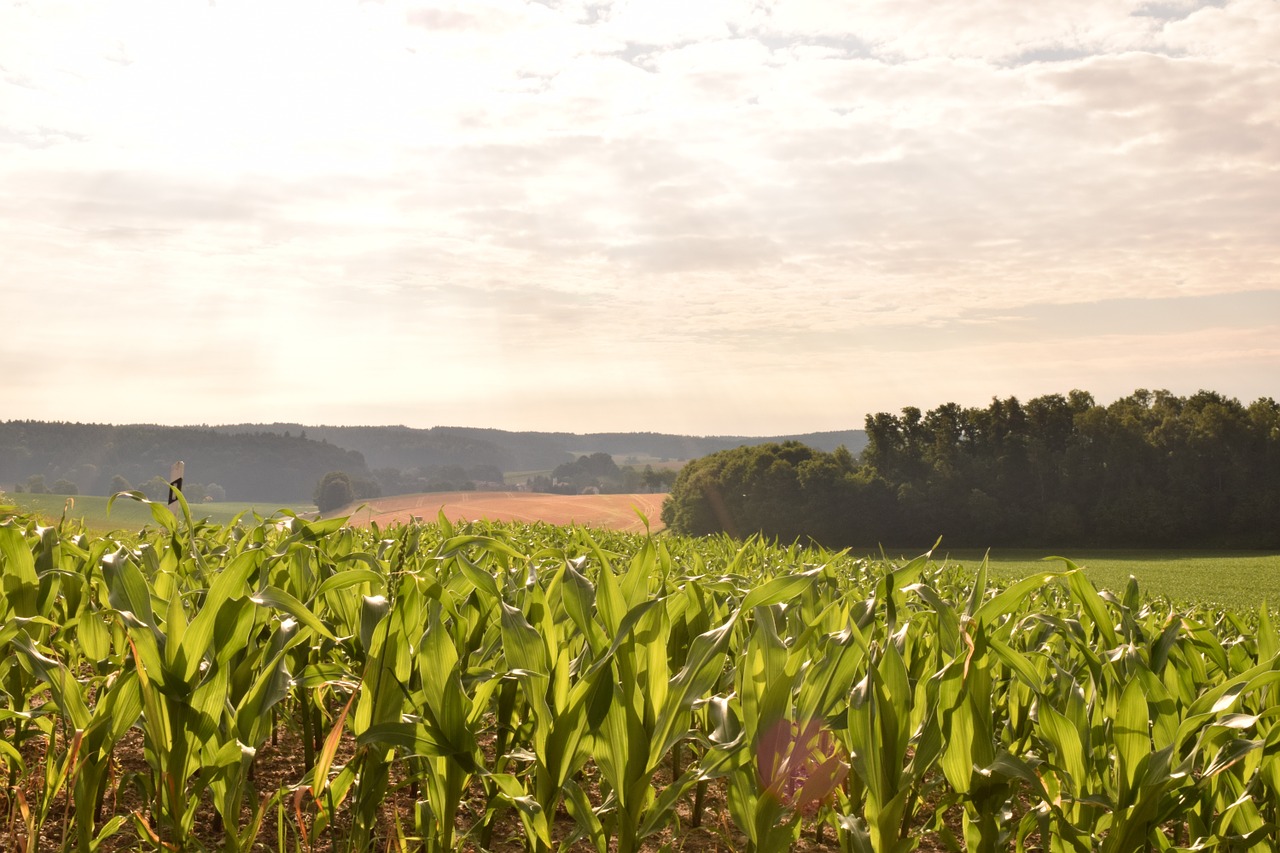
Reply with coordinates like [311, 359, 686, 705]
[2, 0, 1277, 435]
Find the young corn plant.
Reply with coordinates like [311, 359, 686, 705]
[707, 571, 851, 852]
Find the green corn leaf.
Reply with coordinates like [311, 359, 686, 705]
[212, 596, 258, 669]
[1039, 701, 1087, 796]
[454, 554, 501, 602]
[189, 663, 229, 753]
[740, 567, 822, 611]
[178, 549, 260, 683]
[129, 633, 173, 769]
[79, 609, 110, 661]
[905, 581, 961, 656]
[9, 634, 91, 729]
[359, 593, 390, 654]
[233, 623, 298, 745]
[102, 549, 156, 629]
[650, 617, 735, 767]
[296, 516, 348, 541]
[848, 672, 885, 798]
[1202, 738, 1263, 778]
[313, 689, 356, 799]
[1133, 668, 1179, 752]
[1150, 616, 1181, 675]
[797, 622, 869, 722]
[972, 569, 1069, 625]
[251, 585, 335, 641]
[935, 657, 977, 794]
[561, 560, 607, 655]
[0, 523, 39, 618]
[911, 711, 944, 779]
[313, 568, 384, 599]
[704, 694, 742, 749]
[498, 600, 549, 677]
[594, 554, 628, 636]
[1257, 602, 1278, 663]
[356, 721, 454, 757]
[0, 737, 25, 778]
[417, 604, 478, 759]
[438, 534, 527, 564]
[837, 813, 874, 853]
[86, 669, 142, 751]
[582, 597, 663, 681]
[163, 590, 188, 671]
[794, 750, 850, 811]
[1114, 675, 1151, 806]
[637, 767, 702, 841]
[988, 635, 1042, 691]
[964, 552, 989, 619]
[563, 779, 608, 853]
[621, 536, 656, 608]
[1062, 566, 1119, 649]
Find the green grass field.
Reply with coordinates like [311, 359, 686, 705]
[6, 493, 308, 533]
[863, 546, 1280, 613]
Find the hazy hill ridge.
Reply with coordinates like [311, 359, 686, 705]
[1, 420, 867, 502]
[0, 421, 367, 502]
[210, 424, 868, 473]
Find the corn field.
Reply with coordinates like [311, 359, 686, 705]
[1, 492, 1278, 852]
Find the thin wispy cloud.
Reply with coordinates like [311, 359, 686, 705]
[1, 0, 1275, 433]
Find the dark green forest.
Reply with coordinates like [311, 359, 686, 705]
[661, 389, 1280, 549]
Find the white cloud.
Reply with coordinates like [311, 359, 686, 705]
[1, 0, 1277, 432]
[1161, 0, 1280, 61]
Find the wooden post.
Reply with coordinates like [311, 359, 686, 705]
[167, 461, 184, 506]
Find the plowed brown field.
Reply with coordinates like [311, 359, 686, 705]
[339, 491, 668, 533]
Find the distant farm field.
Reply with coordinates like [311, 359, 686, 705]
[339, 490, 669, 533]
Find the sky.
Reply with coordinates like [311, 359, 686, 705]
[2, 0, 1277, 436]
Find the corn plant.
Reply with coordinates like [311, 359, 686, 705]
[6, 504, 1280, 852]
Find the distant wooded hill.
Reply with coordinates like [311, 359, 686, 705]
[0, 421, 867, 503]
[0, 422, 367, 503]
[209, 424, 867, 474]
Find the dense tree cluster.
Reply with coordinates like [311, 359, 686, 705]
[528, 453, 678, 495]
[312, 470, 383, 512]
[552, 452, 621, 492]
[661, 390, 1280, 549]
[660, 441, 860, 543]
[372, 464, 505, 496]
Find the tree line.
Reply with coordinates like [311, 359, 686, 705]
[661, 389, 1280, 549]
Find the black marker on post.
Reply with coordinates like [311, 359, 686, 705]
[168, 461, 185, 506]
